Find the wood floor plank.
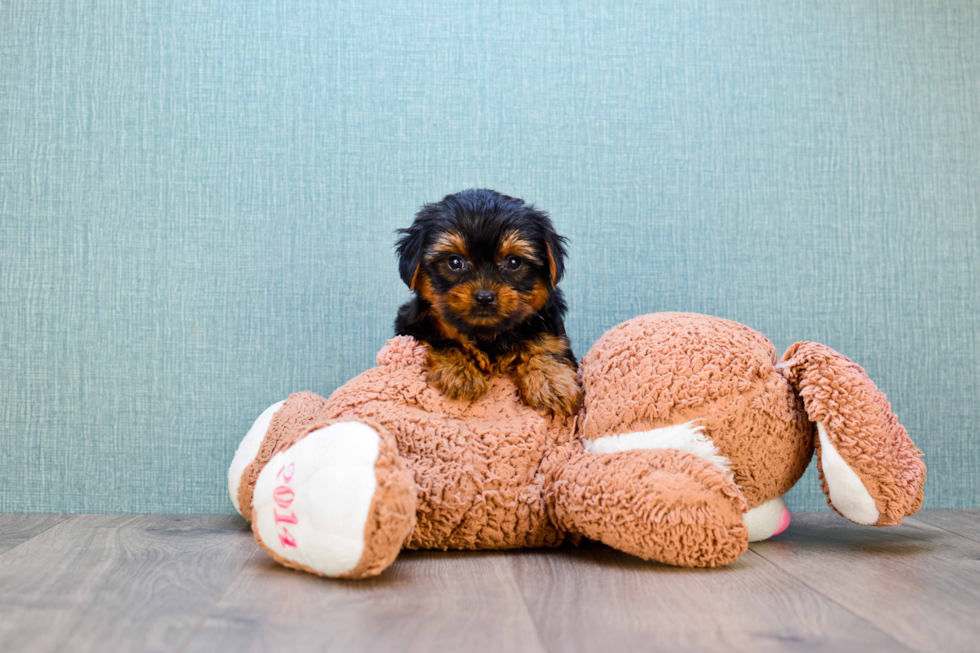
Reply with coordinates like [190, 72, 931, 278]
[510, 540, 910, 653]
[0, 514, 69, 554]
[182, 548, 546, 653]
[3, 511, 977, 652]
[911, 509, 980, 543]
[0, 514, 257, 653]
[751, 511, 980, 653]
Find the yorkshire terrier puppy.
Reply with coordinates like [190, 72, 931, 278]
[394, 189, 582, 416]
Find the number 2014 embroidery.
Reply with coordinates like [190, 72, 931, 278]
[273, 462, 299, 548]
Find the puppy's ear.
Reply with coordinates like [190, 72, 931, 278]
[541, 223, 568, 290]
[395, 224, 425, 290]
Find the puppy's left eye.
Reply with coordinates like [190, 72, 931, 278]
[503, 256, 522, 271]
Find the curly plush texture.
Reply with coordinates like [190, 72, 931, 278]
[579, 313, 813, 509]
[322, 336, 579, 550]
[550, 449, 749, 567]
[344, 424, 419, 578]
[779, 342, 926, 525]
[232, 313, 926, 576]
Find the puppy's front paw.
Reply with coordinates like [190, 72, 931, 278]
[426, 347, 489, 401]
[515, 356, 583, 417]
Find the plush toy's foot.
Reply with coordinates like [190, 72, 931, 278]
[744, 496, 791, 542]
[780, 342, 926, 526]
[231, 392, 332, 522]
[550, 449, 749, 567]
[251, 419, 417, 579]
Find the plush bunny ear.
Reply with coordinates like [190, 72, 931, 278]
[777, 342, 925, 526]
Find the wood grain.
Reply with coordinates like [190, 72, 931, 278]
[751, 511, 980, 652]
[182, 548, 545, 653]
[510, 540, 910, 652]
[911, 509, 980, 543]
[1, 512, 978, 652]
[0, 515, 256, 653]
[0, 514, 69, 554]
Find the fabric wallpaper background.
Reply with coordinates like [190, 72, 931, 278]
[1, 1, 978, 512]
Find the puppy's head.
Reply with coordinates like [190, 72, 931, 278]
[396, 189, 567, 337]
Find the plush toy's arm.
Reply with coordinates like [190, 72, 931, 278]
[547, 448, 749, 567]
[778, 342, 926, 526]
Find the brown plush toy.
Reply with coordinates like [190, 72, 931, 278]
[228, 312, 925, 577]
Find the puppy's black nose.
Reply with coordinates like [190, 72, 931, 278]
[475, 290, 496, 306]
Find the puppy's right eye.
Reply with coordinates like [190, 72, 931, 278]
[447, 256, 465, 271]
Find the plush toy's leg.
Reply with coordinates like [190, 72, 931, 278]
[229, 399, 286, 516]
[232, 392, 332, 522]
[779, 342, 926, 526]
[549, 449, 749, 567]
[743, 496, 791, 542]
[250, 418, 417, 579]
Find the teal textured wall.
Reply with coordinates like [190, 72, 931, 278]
[2, 1, 978, 513]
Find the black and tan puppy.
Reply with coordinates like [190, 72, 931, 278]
[394, 189, 582, 416]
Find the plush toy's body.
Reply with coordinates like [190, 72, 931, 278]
[229, 313, 925, 578]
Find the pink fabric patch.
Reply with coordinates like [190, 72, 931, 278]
[773, 506, 791, 536]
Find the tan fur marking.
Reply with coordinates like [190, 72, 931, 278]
[417, 275, 448, 320]
[417, 276, 491, 372]
[427, 346, 489, 400]
[523, 333, 571, 359]
[545, 242, 558, 289]
[524, 279, 550, 313]
[438, 278, 532, 332]
[445, 280, 485, 316]
[409, 262, 421, 290]
[510, 334, 582, 416]
[498, 232, 542, 264]
[426, 231, 468, 261]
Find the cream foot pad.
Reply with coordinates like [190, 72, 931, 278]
[252, 422, 384, 576]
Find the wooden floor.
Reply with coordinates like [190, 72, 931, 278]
[0, 511, 977, 652]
